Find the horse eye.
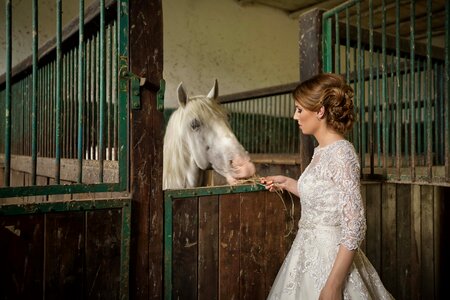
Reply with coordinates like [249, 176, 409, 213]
[190, 118, 202, 131]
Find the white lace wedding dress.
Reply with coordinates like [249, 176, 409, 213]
[268, 140, 394, 300]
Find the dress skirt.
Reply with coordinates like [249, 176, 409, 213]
[267, 223, 394, 300]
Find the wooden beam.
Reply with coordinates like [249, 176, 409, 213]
[128, 0, 164, 299]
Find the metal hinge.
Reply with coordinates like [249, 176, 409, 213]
[120, 70, 146, 110]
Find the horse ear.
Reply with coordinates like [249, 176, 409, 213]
[177, 82, 188, 107]
[207, 79, 219, 100]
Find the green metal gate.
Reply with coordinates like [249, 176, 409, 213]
[0, 0, 133, 198]
[321, 0, 450, 185]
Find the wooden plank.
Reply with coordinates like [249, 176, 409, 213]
[264, 191, 290, 295]
[365, 183, 381, 273]
[198, 195, 219, 300]
[44, 211, 85, 299]
[410, 184, 422, 300]
[381, 183, 397, 290]
[396, 184, 412, 300]
[172, 197, 198, 300]
[433, 186, 441, 300]
[0, 215, 44, 299]
[436, 186, 450, 299]
[420, 185, 434, 299]
[85, 209, 122, 299]
[240, 191, 266, 300]
[128, 0, 164, 298]
[218, 193, 241, 299]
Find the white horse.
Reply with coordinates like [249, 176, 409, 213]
[163, 80, 255, 189]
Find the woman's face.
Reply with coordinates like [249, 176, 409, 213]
[293, 101, 321, 135]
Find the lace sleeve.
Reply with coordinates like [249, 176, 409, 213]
[333, 144, 366, 250]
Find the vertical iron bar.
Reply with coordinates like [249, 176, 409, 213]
[99, 0, 106, 182]
[410, 0, 416, 180]
[404, 58, 409, 163]
[335, 12, 340, 74]
[345, 8, 350, 85]
[418, 59, 422, 157]
[426, 0, 432, 178]
[31, 0, 38, 185]
[376, 51, 381, 167]
[323, 16, 332, 72]
[446, 0, 450, 179]
[368, 0, 374, 175]
[118, 0, 129, 190]
[357, 1, 364, 170]
[395, 0, 401, 177]
[55, 0, 62, 183]
[4, 0, 12, 186]
[77, 0, 85, 183]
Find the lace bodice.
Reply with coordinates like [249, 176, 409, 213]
[298, 139, 366, 250]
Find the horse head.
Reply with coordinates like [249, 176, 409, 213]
[163, 80, 255, 189]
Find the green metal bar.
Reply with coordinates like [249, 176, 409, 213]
[323, 17, 333, 72]
[345, 8, 350, 85]
[31, 0, 38, 185]
[118, 0, 129, 190]
[0, 198, 130, 215]
[410, 0, 416, 180]
[368, 0, 374, 174]
[323, 0, 360, 19]
[4, 0, 12, 187]
[417, 59, 422, 156]
[55, 0, 62, 183]
[395, 0, 401, 176]
[164, 194, 173, 300]
[335, 12, 340, 74]
[120, 200, 131, 300]
[0, 182, 124, 198]
[99, 0, 106, 182]
[77, 0, 85, 183]
[404, 58, 409, 163]
[357, 1, 363, 168]
[446, 0, 450, 179]
[426, 0, 432, 177]
[376, 52, 381, 167]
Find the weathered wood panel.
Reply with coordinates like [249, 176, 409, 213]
[0, 215, 44, 299]
[198, 195, 219, 300]
[172, 197, 198, 300]
[219, 193, 241, 300]
[171, 190, 301, 300]
[0, 204, 128, 299]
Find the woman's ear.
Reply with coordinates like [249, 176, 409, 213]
[317, 106, 325, 119]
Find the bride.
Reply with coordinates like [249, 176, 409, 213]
[261, 73, 394, 300]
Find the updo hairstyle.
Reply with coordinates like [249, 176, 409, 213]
[292, 73, 355, 134]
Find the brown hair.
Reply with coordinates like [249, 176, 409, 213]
[292, 73, 355, 134]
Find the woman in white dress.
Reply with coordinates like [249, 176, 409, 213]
[260, 73, 394, 300]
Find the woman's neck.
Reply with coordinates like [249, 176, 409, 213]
[314, 127, 344, 148]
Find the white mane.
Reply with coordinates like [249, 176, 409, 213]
[163, 95, 228, 189]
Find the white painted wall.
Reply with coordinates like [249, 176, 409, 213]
[1, 0, 300, 107]
[163, 0, 299, 107]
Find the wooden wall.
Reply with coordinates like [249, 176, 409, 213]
[361, 182, 449, 300]
[169, 182, 449, 300]
[0, 205, 126, 299]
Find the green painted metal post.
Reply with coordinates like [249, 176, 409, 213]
[118, 0, 129, 191]
[395, 0, 401, 176]
[78, 0, 85, 183]
[55, 0, 62, 183]
[446, 0, 450, 180]
[335, 12, 340, 74]
[368, 0, 374, 175]
[99, 0, 106, 182]
[4, 0, 12, 187]
[426, 0, 432, 178]
[410, 0, 416, 180]
[31, 0, 38, 185]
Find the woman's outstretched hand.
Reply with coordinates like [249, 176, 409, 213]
[260, 175, 299, 197]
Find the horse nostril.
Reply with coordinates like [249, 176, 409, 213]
[229, 160, 233, 166]
[206, 146, 210, 151]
